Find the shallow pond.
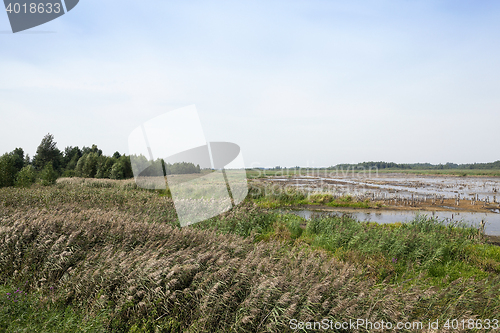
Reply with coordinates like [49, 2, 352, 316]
[282, 208, 500, 236]
[266, 173, 500, 201]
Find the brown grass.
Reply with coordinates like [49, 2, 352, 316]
[1, 181, 499, 332]
[0, 205, 424, 331]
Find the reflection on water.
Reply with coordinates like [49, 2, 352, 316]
[284, 209, 500, 236]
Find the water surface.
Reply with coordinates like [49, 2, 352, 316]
[283, 208, 500, 235]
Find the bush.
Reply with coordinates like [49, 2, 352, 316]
[15, 165, 36, 188]
[61, 170, 76, 178]
[40, 162, 58, 186]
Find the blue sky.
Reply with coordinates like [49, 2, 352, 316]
[1, 0, 500, 167]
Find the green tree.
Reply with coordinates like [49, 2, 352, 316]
[109, 161, 125, 180]
[62, 146, 82, 171]
[11, 147, 25, 172]
[130, 154, 149, 176]
[75, 154, 87, 177]
[40, 162, 58, 186]
[109, 156, 133, 180]
[95, 155, 113, 178]
[165, 161, 201, 175]
[120, 155, 133, 179]
[33, 134, 63, 172]
[0, 153, 17, 188]
[81, 144, 102, 156]
[82, 152, 98, 178]
[103, 157, 117, 178]
[15, 165, 36, 187]
[62, 153, 80, 177]
[24, 154, 31, 166]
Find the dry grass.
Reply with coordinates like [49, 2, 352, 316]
[1, 181, 499, 332]
[0, 205, 423, 332]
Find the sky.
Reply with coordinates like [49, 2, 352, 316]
[1, 0, 500, 168]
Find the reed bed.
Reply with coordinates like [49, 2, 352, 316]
[1, 206, 424, 332]
[0, 180, 499, 332]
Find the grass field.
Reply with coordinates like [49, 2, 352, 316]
[1, 178, 500, 332]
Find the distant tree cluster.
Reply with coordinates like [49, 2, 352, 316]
[332, 161, 500, 170]
[67, 146, 133, 180]
[334, 162, 412, 170]
[0, 133, 202, 189]
[166, 161, 201, 175]
[462, 161, 500, 169]
[131, 155, 201, 177]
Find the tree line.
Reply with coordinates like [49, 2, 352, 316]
[333, 161, 500, 170]
[0, 133, 201, 188]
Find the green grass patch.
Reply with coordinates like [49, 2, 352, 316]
[259, 212, 499, 286]
[325, 201, 371, 208]
[0, 285, 107, 332]
[249, 183, 376, 209]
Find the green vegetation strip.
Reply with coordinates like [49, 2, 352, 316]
[248, 183, 377, 209]
[0, 285, 107, 332]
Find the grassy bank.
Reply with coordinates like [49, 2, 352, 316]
[1, 179, 500, 332]
[261, 213, 499, 284]
[248, 183, 376, 209]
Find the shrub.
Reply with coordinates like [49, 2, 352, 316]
[15, 165, 36, 188]
[61, 170, 76, 178]
[40, 162, 58, 186]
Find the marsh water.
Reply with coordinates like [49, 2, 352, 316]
[283, 208, 500, 235]
[268, 173, 500, 201]
[266, 173, 500, 234]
